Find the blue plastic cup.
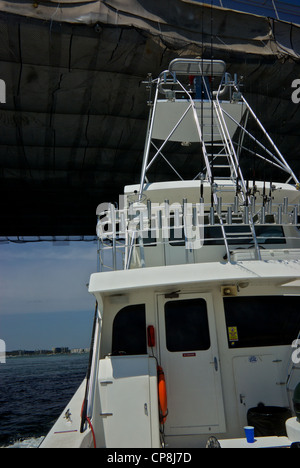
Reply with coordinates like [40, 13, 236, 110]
[244, 426, 255, 443]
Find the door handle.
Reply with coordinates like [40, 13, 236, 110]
[214, 357, 218, 371]
[210, 357, 218, 371]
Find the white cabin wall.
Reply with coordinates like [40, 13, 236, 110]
[284, 226, 300, 248]
[94, 279, 298, 446]
[213, 282, 296, 438]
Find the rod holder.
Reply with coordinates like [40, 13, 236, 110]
[210, 206, 215, 225]
[250, 195, 256, 214]
[283, 197, 289, 214]
[217, 197, 222, 217]
[226, 206, 232, 224]
[192, 206, 197, 227]
[277, 205, 283, 225]
[293, 206, 298, 225]
[233, 196, 239, 214]
[243, 206, 249, 224]
[260, 206, 266, 224]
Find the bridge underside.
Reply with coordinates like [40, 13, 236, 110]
[1, 0, 300, 237]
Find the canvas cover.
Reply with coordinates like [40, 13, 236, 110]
[0, 0, 300, 236]
[0, 0, 300, 57]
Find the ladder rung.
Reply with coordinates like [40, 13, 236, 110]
[206, 154, 230, 157]
[216, 188, 236, 192]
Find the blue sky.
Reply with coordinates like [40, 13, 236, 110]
[199, 0, 300, 24]
[0, 241, 98, 350]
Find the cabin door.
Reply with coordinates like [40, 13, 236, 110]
[157, 293, 226, 436]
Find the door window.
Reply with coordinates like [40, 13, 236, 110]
[164, 298, 210, 352]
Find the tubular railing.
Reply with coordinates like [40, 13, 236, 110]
[114, 61, 300, 269]
[96, 200, 300, 272]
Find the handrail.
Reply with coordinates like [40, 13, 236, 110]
[234, 85, 299, 185]
[220, 104, 297, 178]
[173, 78, 233, 260]
[96, 197, 300, 271]
[97, 231, 300, 272]
[119, 59, 300, 269]
[80, 302, 101, 434]
[169, 58, 226, 77]
[214, 91, 262, 260]
[212, 101, 238, 180]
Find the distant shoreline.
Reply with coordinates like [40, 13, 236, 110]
[6, 348, 89, 357]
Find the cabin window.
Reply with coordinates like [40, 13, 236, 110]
[254, 225, 285, 244]
[164, 298, 210, 352]
[224, 296, 300, 348]
[204, 225, 285, 245]
[112, 304, 147, 355]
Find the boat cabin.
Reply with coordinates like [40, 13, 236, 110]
[41, 57, 300, 449]
[88, 58, 300, 447]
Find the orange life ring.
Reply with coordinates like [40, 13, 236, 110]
[157, 365, 168, 424]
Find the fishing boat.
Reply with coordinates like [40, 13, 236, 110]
[40, 57, 300, 448]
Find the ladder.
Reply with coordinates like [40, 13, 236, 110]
[194, 101, 238, 182]
[191, 95, 262, 260]
[189, 98, 231, 260]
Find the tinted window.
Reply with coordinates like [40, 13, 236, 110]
[165, 298, 210, 352]
[255, 225, 286, 244]
[204, 225, 285, 245]
[224, 296, 300, 348]
[112, 304, 147, 355]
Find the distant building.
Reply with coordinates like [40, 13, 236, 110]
[52, 347, 70, 354]
[71, 348, 89, 354]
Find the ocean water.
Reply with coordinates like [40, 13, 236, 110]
[0, 353, 89, 448]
